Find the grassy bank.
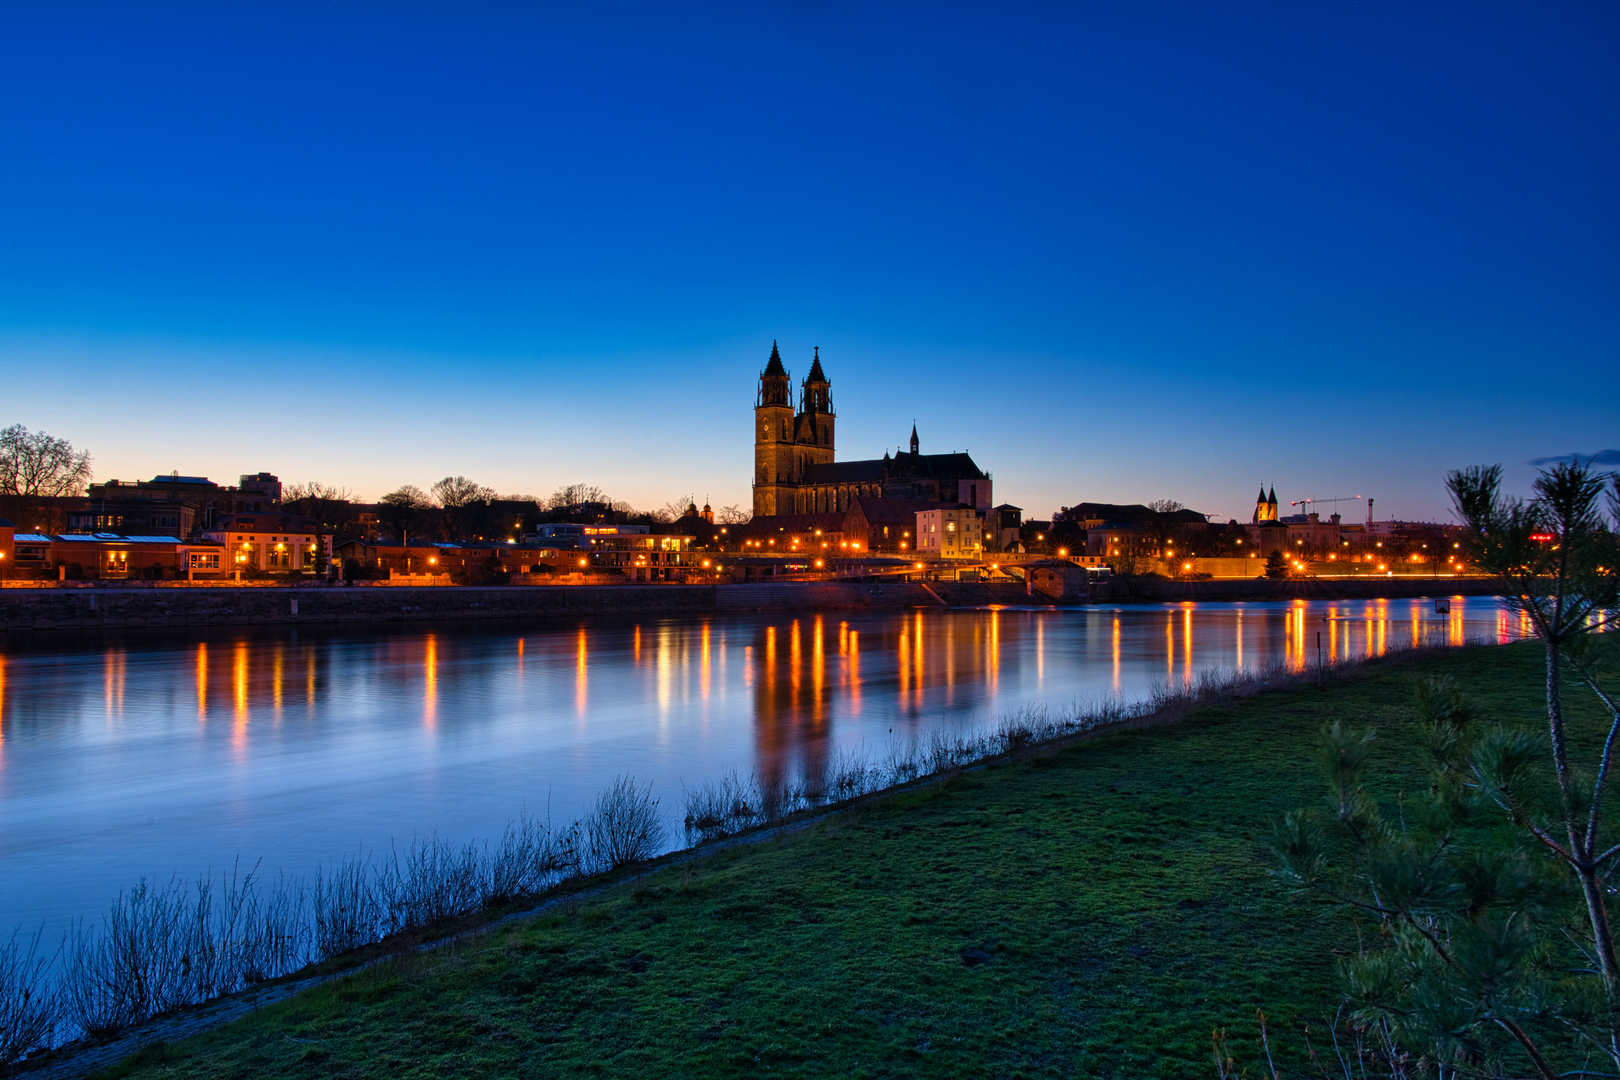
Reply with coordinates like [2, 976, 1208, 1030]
[87, 641, 1591, 1079]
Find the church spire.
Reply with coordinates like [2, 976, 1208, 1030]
[757, 340, 791, 408]
[909, 423, 919, 455]
[763, 339, 786, 377]
[800, 345, 832, 415]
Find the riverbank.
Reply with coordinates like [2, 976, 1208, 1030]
[0, 576, 1499, 634]
[56, 640, 1589, 1079]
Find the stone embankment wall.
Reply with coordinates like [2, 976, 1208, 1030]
[0, 577, 1498, 633]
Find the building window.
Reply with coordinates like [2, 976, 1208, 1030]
[106, 551, 129, 574]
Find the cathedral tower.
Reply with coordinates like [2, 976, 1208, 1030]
[1253, 485, 1280, 523]
[793, 346, 836, 484]
[753, 341, 796, 517]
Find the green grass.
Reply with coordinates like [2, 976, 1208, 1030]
[93, 641, 1598, 1079]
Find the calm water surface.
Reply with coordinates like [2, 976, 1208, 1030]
[0, 597, 1518, 932]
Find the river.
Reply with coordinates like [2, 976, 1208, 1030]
[0, 596, 1519, 933]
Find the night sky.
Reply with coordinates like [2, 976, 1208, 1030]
[2, 2, 1615, 522]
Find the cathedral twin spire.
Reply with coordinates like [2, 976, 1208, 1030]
[1254, 484, 1279, 522]
[758, 341, 832, 415]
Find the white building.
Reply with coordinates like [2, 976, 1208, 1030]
[914, 506, 984, 560]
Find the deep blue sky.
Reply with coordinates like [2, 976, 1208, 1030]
[2, 2, 1615, 521]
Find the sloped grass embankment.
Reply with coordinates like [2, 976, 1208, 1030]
[88, 641, 1585, 1079]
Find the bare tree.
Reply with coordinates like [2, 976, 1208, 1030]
[431, 476, 495, 509]
[379, 485, 434, 540]
[547, 483, 612, 522]
[282, 482, 356, 532]
[716, 504, 751, 525]
[0, 424, 92, 497]
[431, 476, 497, 540]
[658, 493, 697, 524]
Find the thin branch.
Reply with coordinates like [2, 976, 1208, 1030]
[1495, 1016, 1559, 1080]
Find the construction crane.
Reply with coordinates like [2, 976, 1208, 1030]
[1289, 495, 1362, 511]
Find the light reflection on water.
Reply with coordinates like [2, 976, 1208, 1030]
[0, 597, 1518, 932]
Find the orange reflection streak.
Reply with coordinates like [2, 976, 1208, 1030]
[848, 629, 861, 713]
[1235, 610, 1243, 671]
[945, 617, 956, 697]
[634, 625, 641, 665]
[1376, 606, 1387, 657]
[914, 611, 926, 708]
[790, 620, 802, 696]
[305, 650, 316, 715]
[701, 623, 711, 702]
[765, 626, 777, 704]
[1182, 606, 1193, 684]
[839, 620, 848, 657]
[104, 649, 125, 719]
[232, 641, 249, 746]
[1111, 616, 1121, 692]
[517, 636, 525, 677]
[743, 644, 754, 688]
[989, 609, 1000, 694]
[1035, 615, 1043, 688]
[272, 645, 284, 716]
[424, 634, 438, 729]
[897, 626, 909, 704]
[196, 643, 208, 721]
[233, 642, 249, 721]
[656, 625, 672, 714]
[1165, 612, 1174, 681]
[1329, 608, 1339, 664]
[812, 615, 824, 712]
[575, 629, 588, 717]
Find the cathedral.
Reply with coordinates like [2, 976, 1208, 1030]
[751, 341, 992, 518]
